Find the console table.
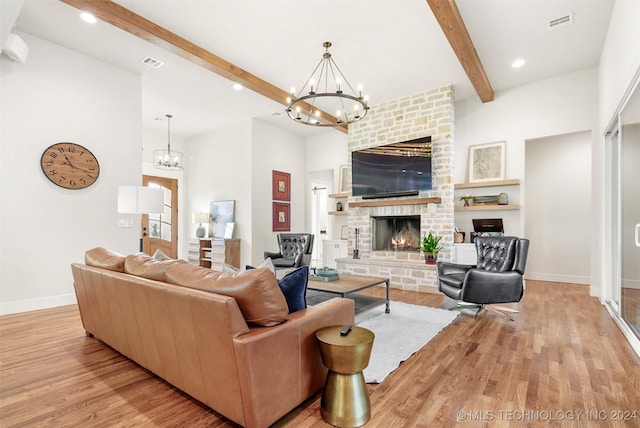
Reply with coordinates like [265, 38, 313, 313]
[198, 238, 240, 270]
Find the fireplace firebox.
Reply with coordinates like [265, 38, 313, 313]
[372, 215, 420, 251]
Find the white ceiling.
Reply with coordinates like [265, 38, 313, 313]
[10, 0, 614, 139]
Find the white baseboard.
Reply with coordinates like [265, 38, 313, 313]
[622, 279, 640, 290]
[525, 272, 590, 284]
[0, 293, 77, 316]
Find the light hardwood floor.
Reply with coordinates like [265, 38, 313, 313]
[1, 280, 639, 427]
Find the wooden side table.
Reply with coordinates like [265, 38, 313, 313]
[316, 325, 375, 427]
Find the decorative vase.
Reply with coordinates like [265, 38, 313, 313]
[424, 254, 437, 265]
[336, 201, 343, 211]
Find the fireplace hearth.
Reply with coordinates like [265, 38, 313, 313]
[372, 215, 420, 252]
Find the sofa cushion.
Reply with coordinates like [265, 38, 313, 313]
[124, 253, 186, 282]
[165, 263, 288, 327]
[85, 247, 125, 272]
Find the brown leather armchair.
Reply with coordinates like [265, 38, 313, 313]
[436, 236, 529, 320]
[264, 233, 314, 269]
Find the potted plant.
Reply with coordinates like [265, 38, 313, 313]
[420, 230, 443, 265]
[460, 194, 474, 207]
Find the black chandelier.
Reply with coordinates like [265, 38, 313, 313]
[286, 42, 369, 127]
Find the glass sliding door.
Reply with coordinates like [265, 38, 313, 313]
[619, 83, 640, 338]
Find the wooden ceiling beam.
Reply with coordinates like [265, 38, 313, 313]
[426, 0, 494, 102]
[60, 0, 348, 133]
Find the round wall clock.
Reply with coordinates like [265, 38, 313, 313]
[40, 142, 100, 189]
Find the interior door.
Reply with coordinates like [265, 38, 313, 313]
[142, 175, 178, 258]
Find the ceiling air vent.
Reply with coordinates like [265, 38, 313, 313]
[141, 56, 164, 69]
[548, 12, 574, 30]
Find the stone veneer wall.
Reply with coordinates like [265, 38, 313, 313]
[337, 85, 455, 293]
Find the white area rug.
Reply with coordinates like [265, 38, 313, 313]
[355, 301, 458, 384]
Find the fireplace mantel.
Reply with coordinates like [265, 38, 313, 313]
[349, 197, 442, 208]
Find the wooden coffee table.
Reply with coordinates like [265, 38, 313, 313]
[308, 274, 390, 313]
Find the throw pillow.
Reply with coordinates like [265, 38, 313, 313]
[152, 249, 171, 261]
[277, 266, 308, 312]
[85, 247, 125, 272]
[247, 264, 308, 313]
[245, 257, 276, 276]
[222, 263, 239, 273]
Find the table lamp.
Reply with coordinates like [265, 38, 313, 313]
[193, 212, 210, 238]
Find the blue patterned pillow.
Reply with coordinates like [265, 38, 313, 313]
[246, 265, 308, 313]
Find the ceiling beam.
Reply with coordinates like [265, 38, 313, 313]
[60, 0, 348, 133]
[426, 0, 494, 102]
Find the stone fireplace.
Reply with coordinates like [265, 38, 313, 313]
[372, 215, 420, 252]
[335, 85, 455, 294]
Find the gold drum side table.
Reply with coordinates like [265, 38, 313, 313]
[316, 325, 375, 427]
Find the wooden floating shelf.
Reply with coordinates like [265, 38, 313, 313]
[328, 192, 349, 198]
[350, 197, 442, 208]
[455, 204, 520, 211]
[454, 179, 520, 189]
[328, 211, 348, 216]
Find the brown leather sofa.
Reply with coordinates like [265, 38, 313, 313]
[71, 248, 354, 428]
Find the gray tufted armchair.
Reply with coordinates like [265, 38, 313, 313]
[264, 233, 315, 269]
[436, 236, 529, 320]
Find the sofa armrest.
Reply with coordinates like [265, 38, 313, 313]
[263, 251, 282, 260]
[436, 261, 475, 277]
[232, 297, 354, 428]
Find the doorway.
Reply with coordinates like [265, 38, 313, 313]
[524, 131, 592, 283]
[309, 169, 333, 268]
[142, 175, 178, 258]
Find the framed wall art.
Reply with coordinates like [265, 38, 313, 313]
[272, 170, 291, 201]
[272, 202, 290, 232]
[468, 141, 506, 183]
[210, 200, 235, 238]
[338, 164, 349, 194]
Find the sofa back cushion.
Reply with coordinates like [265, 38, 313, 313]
[124, 253, 187, 282]
[166, 263, 288, 327]
[85, 247, 126, 272]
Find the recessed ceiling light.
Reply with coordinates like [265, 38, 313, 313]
[512, 58, 525, 68]
[232, 83, 243, 90]
[80, 12, 97, 24]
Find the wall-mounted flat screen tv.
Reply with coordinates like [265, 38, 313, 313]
[351, 136, 432, 199]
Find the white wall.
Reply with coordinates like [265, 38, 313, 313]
[525, 131, 592, 284]
[0, 33, 142, 314]
[251, 119, 306, 265]
[185, 118, 308, 268]
[185, 120, 252, 264]
[599, 1, 640, 132]
[455, 68, 598, 284]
